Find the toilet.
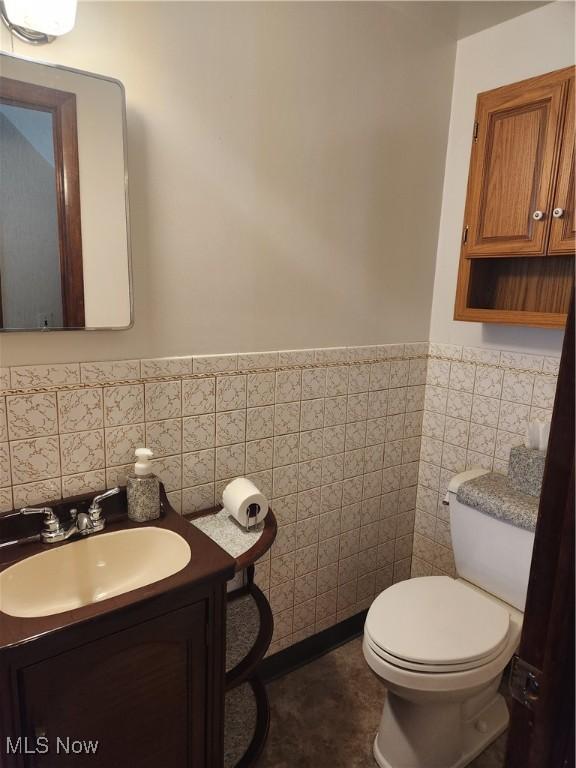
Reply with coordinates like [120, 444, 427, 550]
[363, 469, 536, 768]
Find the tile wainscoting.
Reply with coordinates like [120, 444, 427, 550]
[413, 343, 560, 581]
[0, 343, 427, 655]
[0, 341, 560, 654]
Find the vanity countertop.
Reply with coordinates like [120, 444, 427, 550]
[0, 488, 236, 652]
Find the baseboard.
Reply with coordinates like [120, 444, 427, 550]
[259, 609, 368, 683]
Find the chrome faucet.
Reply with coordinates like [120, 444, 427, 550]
[19, 487, 121, 545]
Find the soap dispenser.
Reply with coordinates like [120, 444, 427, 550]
[126, 447, 160, 522]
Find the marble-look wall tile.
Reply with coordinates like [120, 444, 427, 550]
[7, 394, 58, 439]
[10, 436, 61, 484]
[0, 487, 13, 512]
[461, 347, 500, 365]
[216, 410, 246, 446]
[146, 418, 182, 458]
[0, 443, 11, 487]
[277, 349, 316, 367]
[140, 357, 192, 379]
[11, 363, 80, 389]
[105, 463, 133, 488]
[301, 369, 326, 400]
[182, 483, 215, 514]
[60, 430, 105, 475]
[314, 348, 349, 364]
[182, 378, 215, 416]
[57, 389, 103, 433]
[152, 455, 182, 492]
[216, 444, 245, 481]
[501, 370, 534, 405]
[183, 449, 215, 487]
[276, 370, 302, 403]
[500, 351, 543, 373]
[0, 369, 10, 392]
[103, 384, 145, 427]
[81, 360, 140, 385]
[429, 343, 462, 361]
[105, 424, 146, 466]
[247, 373, 275, 407]
[183, 414, 215, 452]
[542, 357, 560, 375]
[237, 352, 279, 371]
[246, 406, 274, 440]
[216, 376, 246, 412]
[532, 375, 557, 409]
[193, 354, 237, 374]
[12, 478, 62, 508]
[0, 399, 7, 442]
[145, 381, 182, 421]
[62, 470, 106, 497]
[246, 438, 274, 473]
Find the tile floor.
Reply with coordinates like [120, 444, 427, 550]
[260, 637, 507, 768]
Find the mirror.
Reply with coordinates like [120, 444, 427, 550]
[0, 53, 132, 330]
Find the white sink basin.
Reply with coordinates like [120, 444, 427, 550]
[0, 527, 191, 618]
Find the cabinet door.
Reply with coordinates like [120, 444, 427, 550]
[19, 603, 207, 768]
[549, 76, 576, 254]
[463, 67, 571, 257]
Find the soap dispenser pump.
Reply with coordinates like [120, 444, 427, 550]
[126, 447, 160, 522]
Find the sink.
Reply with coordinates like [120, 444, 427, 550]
[0, 527, 191, 618]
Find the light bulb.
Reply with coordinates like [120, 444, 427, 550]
[3, 0, 77, 36]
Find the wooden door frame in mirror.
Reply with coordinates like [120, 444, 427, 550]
[0, 76, 85, 328]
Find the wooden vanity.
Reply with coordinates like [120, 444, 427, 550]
[0, 488, 276, 768]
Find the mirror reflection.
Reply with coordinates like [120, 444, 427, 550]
[0, 53, 132, 331]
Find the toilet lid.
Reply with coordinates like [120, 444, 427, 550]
[365, 577, 511, 668]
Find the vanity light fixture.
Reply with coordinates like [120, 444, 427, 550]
[0, 0, 77, 44]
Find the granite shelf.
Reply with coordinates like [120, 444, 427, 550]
[186, 506, 276, 571]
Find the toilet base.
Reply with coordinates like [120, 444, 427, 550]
[372, 691, 509, 768]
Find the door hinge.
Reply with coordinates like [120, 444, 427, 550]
[462, 226, 469, 245]
[473, 121, 479, 142]
[510, 655, 542, 711]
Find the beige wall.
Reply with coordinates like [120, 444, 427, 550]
[429, 1, 574, 356]
[0, 2, 457, 365]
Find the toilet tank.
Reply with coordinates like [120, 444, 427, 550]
[448, 470, 535, 611]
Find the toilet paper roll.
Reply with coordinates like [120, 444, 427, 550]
[222, 478, 268, 530]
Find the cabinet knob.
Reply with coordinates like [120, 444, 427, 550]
[552, 207, 565, 219]
[532, 210, 544, 221]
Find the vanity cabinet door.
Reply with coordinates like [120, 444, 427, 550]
[19, 603, 208, 768]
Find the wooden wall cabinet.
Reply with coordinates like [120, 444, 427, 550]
[454, 66, 575, 327]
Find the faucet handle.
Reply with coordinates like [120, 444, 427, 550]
[20, 507, 60, 532]
[88, 487, 121, 520]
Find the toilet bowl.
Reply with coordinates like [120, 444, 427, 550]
[363, 576, 522, 768]
[363, 469, 535, 768]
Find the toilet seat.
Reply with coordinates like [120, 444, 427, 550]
[365, 576, 511, 674]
